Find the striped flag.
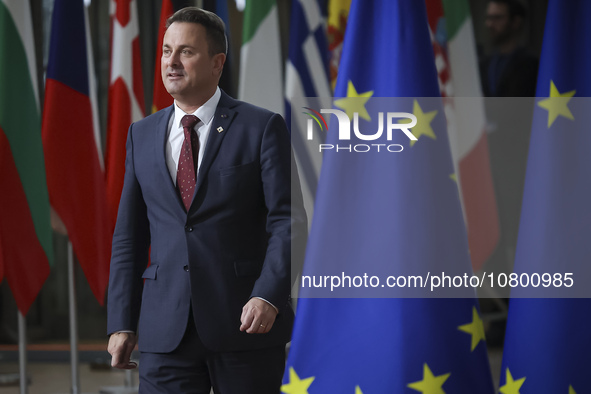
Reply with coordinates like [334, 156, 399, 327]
[0, 0, 52, 314]
[327, 0, 351, 91]
[106, 0, 145, 230]
[152, 0, 175, 113]
[284, 0, 330, 221]
[42, 0, 111, 305]
[152, 0, 192, 113]
[238, 0, 283, 114]
[426, 0, 499, 271]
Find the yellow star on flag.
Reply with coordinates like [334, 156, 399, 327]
[334, 80, 374, 121]
[407, 363, 450, 394]
[537, 80, 576, 128]
[449, 173, 457, 183]
[399, 100, 437, 147]
[458, 306, 486, 351]
[281, 367, 315, 394]
[569, 385, 577, 394]
[355, 386, 363, 394]
[499, 368, 526, 394]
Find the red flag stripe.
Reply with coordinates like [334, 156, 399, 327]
[459, 132, 500, 268]
[0, 127, 50, 314]
[152, 0, 175, 112]
[43, 80, 111, 304]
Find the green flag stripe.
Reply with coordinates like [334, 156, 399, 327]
[242, 0, 276, 44]
[0, 2, 53, 264]
[442, 0, 470, 41]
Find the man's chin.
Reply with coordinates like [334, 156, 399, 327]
[163, 83, 183, 96]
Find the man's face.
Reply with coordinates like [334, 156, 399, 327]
[161, 22, 222, 104]
[485, 2, 515, 46]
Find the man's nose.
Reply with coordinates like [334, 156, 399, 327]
[167, 51, 180, 67]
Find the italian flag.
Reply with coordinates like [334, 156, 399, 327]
[427, 0, 499, 271]
[0, 0, 52, 314]
[239, 0, 283, 115]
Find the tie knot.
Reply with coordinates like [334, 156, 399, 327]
[181, 114, 199, 130]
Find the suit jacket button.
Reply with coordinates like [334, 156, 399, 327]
[183, 265, 189, 272]
[185, 226, 193, 232]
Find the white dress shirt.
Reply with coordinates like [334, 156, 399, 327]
[166, 87, 221, 184]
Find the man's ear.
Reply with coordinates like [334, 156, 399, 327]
[212, 53, 226, 77]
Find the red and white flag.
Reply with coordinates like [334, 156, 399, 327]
[426, 0, 500, 271]
[106, 0, 145, 229]
[152, 0, 175, 113]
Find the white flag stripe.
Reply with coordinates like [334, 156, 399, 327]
[285, 62, 320, 222]
[447, 20, 486, 158]
[303, 35, 332, 98]
[84, 4, 104, 168]
[300, 0, 322, 32]
[3, 0, 39, 109]
[239, 4, 283, 115]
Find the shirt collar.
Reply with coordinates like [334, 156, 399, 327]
[173, 87, 221, 128]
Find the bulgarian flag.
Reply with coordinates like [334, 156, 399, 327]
[0, 0, 52, 314]
[426, 0, 499, 271]
[42, 0, 111, 304]
[238, 0, 283, 115]
[106, 0, 145, 230]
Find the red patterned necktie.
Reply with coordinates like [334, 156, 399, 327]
[177, 114, 200, 211]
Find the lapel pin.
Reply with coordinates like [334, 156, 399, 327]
[221, 114, 227, 118]
[217, 126, 224, 133]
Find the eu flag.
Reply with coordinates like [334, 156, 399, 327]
[500, 1, 591, 393]
[282, 1, 494, 392]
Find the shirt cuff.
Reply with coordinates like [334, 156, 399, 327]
[254, 297, 279, 313]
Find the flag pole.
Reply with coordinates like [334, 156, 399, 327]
[68, 241, 80, 394]
[18, 311, 28, 394]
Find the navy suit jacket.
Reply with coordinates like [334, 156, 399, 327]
[107, 91, 307, 353]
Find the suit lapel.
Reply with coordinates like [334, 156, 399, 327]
[188, 92, 237, 213]
[154, 105, 185, 210]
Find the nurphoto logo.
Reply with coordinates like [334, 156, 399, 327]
[303, 107, 417, 153]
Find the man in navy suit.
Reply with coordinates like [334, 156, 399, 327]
[106, 7, 306, 393]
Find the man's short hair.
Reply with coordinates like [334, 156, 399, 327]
[166, 7, 227, 56]
[489, 0, 527, 20]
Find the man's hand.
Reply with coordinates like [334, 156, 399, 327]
[240, 298, 278, 334]
[107, 332, 138, 369]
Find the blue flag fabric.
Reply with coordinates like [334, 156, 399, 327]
[282, 1, 494, 393]
[500, 1, 591, 393]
